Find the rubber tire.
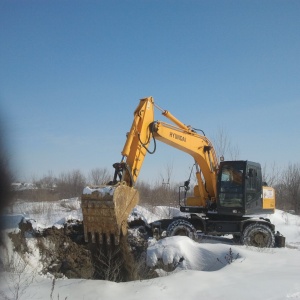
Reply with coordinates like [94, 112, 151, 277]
[241, 223, 275, 248]
[166, 219, 198, 241]
[233, 234, 241, 244]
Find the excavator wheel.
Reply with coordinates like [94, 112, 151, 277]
[241, 223, 275, 248]
[166, 219, 198, 241]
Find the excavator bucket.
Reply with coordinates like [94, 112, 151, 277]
[81, 182, 139, 245]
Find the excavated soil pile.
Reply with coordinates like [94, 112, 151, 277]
[34, 222, 93, 279]
[10, 220, 152, 282]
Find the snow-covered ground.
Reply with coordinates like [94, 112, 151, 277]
[1, 198, 300, 300]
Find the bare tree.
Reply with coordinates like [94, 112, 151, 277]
[273, 163, 300, 214]
[262, 162, 280, 187]
[35, 171, 56, 189]
[228, 144, 240, 161]
[0, 255, 36, 300]
[92, 239, 139, 282]
[213, 126, 230, 159]
[136, 163, 178, 208]
[282, 163, 300, 214]
[93, 246, 124, 282]
[160, 162, 173, 186]
[88, 168, 111, 186]
[156, 162, 178, 208]
[135, 180, 152, 205]
[56, 170, 86, 199]
[212, 126, 240, 161]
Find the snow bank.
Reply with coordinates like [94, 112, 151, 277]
[0, 202, 300, 300]
[263, 210, 300, 248]
[147, 236, 243, 273]
[1, 198, 82, 231]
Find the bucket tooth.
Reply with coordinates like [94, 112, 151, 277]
[84, 227, 88, 243]
[91, 232, 96, 244]
[106, 234, 111, 246]
[99, 233, 103, 245]
[114, 235, 120, 245]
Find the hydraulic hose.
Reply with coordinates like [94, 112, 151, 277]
[138, 123, 157, 154]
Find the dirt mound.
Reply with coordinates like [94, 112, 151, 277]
[9, 220, 153, 282]
[36, 222, 94, 279]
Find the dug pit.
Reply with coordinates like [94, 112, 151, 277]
[9, 220, 152, 282]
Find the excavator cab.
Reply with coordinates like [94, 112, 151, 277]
[217, 161, 245, 215]
[216, 161, 274, 216]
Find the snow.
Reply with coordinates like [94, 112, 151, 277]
[146, 236, 243, 272]
[1, 198, 300, 300]
[82, 186, 116, 196]
[129, 205, 187, 225]
[1, 198, 82, 231]
[0, 214, 25, 231]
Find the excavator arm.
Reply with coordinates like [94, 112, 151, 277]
[81, 97, 219, 244]
[118, 97, 155, 186]
[150, 120, 218, 207]
[118, 97, 218, 206]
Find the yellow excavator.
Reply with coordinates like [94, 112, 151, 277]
[81, 97, 284, 248]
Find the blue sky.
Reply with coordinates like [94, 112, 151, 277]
[1, 0, 299, 183]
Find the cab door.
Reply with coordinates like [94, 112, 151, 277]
[245, 163, 263, 214]
[217, 161, 246, 216]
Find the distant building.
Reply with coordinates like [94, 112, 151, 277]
[11, 182, 37, 191]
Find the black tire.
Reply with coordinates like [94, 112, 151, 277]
[241, 223, 275, 248]
[233, 234, 241, 244]
[166, 219, 198, 241]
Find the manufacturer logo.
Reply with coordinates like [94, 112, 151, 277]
[170, 132, 186, 142]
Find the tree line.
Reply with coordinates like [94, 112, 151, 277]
[10, 162, 299, 215]
[271, 163, 300, 214]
